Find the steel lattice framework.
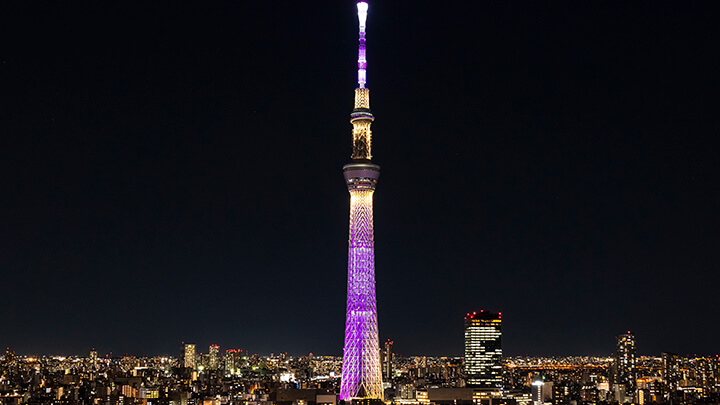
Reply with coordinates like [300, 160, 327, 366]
[340, 188, 382, 400]
[339, 1, 383, 401]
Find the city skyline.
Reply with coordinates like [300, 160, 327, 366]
[1, 328, 714, 360]
[3, 341, 718, 360]
[4, 344, 718, 405]
[2, 1, 718, 357]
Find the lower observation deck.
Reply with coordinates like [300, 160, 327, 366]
[343, 162, 380, 191]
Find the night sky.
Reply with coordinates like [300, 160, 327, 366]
[2, 1, 718, 358]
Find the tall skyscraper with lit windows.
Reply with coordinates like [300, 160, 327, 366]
[661, 352, 680, 391]
[339, 1, 384, 401]
[464, 311, 502, 390]
[616, 331, 637, 393]
[381, 340, 394, 382]
[181, 343, 196, 369]
[208, 344, 219, 370]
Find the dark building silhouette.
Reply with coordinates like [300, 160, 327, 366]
[615, 332, 637, 395]
[381, 340, 393, 382]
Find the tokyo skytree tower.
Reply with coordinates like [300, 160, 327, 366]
[339, 1, 383, 401]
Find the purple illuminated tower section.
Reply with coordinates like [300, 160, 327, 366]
[339, 1, 383, 401]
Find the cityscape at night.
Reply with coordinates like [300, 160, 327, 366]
[2, 0, 719, 405]
[3, 335, 720, 405]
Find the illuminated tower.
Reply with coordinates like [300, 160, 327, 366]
[382, 340, 394, 382]
[208, 344, 219, 370]
[615, 331, 637, 393]
[225, 349, 242, 376]
[464, 310, 503, 390]
[339, 1, 383, 401]
[181, 343, 196, 369]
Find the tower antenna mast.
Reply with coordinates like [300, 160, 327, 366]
[357, 1, 368, 88]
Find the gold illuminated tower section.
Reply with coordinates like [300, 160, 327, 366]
[339, 1, 383, 401]
[351, 87, 373, 160]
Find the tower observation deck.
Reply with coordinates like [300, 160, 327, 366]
[339, 1, 383, 401]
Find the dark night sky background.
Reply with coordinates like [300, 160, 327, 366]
[2, 1, 718, 358]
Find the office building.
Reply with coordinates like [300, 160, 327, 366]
[225, 349, 242, 376]
[661, 352, 680, 391]
[464, 311, 502, 390]
[615, 332, 636, 394]
[181, 343, 196, 369]
[208, 345, 219, 370]
[382, 340, 394, 382]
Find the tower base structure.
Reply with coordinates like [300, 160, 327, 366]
[340, 162, 383, 401]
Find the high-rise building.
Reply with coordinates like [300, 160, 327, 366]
[89, 349, 98, 371]
[381, 340, 393, 382]
[661, 352, 680, 391]
[225, 349, 242, 376]
[531, 379, 545, 405]
[615, 332, 637, 394]
[530, 380, 544, 405]
[553, 381, 575, 405]
[181, 343, 196, 369]
[464, 311, 502, 390]
[339, 1, 383, 401]
[208, 345, 219, 370]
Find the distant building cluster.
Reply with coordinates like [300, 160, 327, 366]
[1, 327, 719, 405]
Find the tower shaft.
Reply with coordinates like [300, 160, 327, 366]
[340, 1, 383, 401]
